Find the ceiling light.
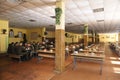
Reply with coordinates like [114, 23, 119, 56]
[28, 19, 36, 22]
[93, 8, 104, 13]
[7, 0, 26, 4]
[97, 20, 104, 22]
[76, 24, 84, 26]
[50, 16, 56, 19]
[67, 23, 72, 25]
[49, 25, 54, 26]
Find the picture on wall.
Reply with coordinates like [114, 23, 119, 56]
[106, 35, 110, 38]
[111, 37, 114, 39]
[30, 32, 38, 40]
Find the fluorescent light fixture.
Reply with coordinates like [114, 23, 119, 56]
[93, 8, 104, 13]
[97, 20, 104, 22]
[50, 16, 56, 18]
[7, 0, 26, 4]
[67, 23, 72, 25]
[49, 25, 54, 26]
[28, 19, 36, 22]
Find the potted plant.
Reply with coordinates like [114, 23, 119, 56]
[55, 7, 62, 25]
[2, 29, 7, 34]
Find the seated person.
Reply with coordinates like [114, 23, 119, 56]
[75, 45, 80, 51]
[25, 43, 34, 59]
[15, 42, 28, 61]
[79, 43, 84, 49]
[7, 42, 14, 54]
[65, 45, 69, 57]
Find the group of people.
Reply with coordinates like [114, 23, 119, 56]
[7, 40, 93, 61]
[109, 42, 120, 56]
[65, 43, 84, 53]
[7, 41, 55, 61]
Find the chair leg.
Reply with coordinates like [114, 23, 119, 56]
[19, 56, 22, 63]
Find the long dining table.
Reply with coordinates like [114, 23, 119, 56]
[37, 50, 55, 62]
[71, 52, 105, 75]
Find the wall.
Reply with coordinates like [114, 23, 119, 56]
[0, 20, 9, 53]
[27, 28, 56, 42]
[46, 31, 55, 38]
[9, 27, 95, 44]
[8, 27, 119, 44]
[72, 33, 82, 43]
[65, 32, 82, 44]
[27, 28, 42, 42]
[99, 33, 118, 42]
[118, 33, 120, 42]
[9, 27, 55, 43]
[9, 27, 27, 43]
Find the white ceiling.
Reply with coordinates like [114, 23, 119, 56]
[0, 0, 120, 33]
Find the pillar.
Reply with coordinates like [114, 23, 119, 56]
[95, 32, 97, 43]
[95, 32, 99, 44]
[0, 20, 9, 53]
[55, 0, 65, 73]
[41, 27, 46, 42]
[97, 34, 99, 43]
[83, 24, 88, 48]
[92, 30, 95, 43]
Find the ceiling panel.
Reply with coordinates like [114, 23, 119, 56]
[104, 0, 120, 33]
[0, 0, 120, 33]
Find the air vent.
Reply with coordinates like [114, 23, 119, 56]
[97, 20, 104, 22]
[93, 8, 104, 13]
[49, 25, 54, 26]
[29, 19, 36, 22]
[79, 24, 84, 26]
[76, 24, 84, 26]
[50, 16, 56, 18]
[67, 23, 72, 25]
[7, 0, 26, 4]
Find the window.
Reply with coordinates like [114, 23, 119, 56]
[9, 29, 14, 37]
[18, 32, 22, 38]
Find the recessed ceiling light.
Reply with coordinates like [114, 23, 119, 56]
[50, 25, 54, 26]
[50, 16, 56, 18]
[97, 20, 104, 22]
[80, 24, 84, 26]
[7, 0, 26, 4]
[67, 23, 72, 25]
[93, 8, 104, 13]
[28, 19, 36, 22]
[76, 24, 84, 26]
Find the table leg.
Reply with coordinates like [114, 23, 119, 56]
[73, 56, 77, 70]
[37, 56, 42, 63]
[19, 56, 22, 63]
[100, 61, 103, 75]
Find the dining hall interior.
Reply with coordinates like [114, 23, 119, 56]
[0, 0, 120, 80]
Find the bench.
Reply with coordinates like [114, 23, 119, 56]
[37, 50, 55, 63]
[38, 54, 55, 58]
[9, 54, 24, 62]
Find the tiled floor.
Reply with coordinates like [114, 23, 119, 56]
[0, 58, 56, 80]
[51, 45, 120, 80]
[0, 45, 120, 80]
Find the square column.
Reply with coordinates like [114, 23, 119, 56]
[83, 24, 88, 48]
[84, 34, 88, 48]
[41, 27, 46, 42]
[55, 29, 65, 73]
[92, 30, 95, 43]
[55, 0, 65, 73]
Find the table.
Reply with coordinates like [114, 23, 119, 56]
[71, 53, 105, 74]
[79, 49, 104, 53]
[37, 50, 55, 62]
